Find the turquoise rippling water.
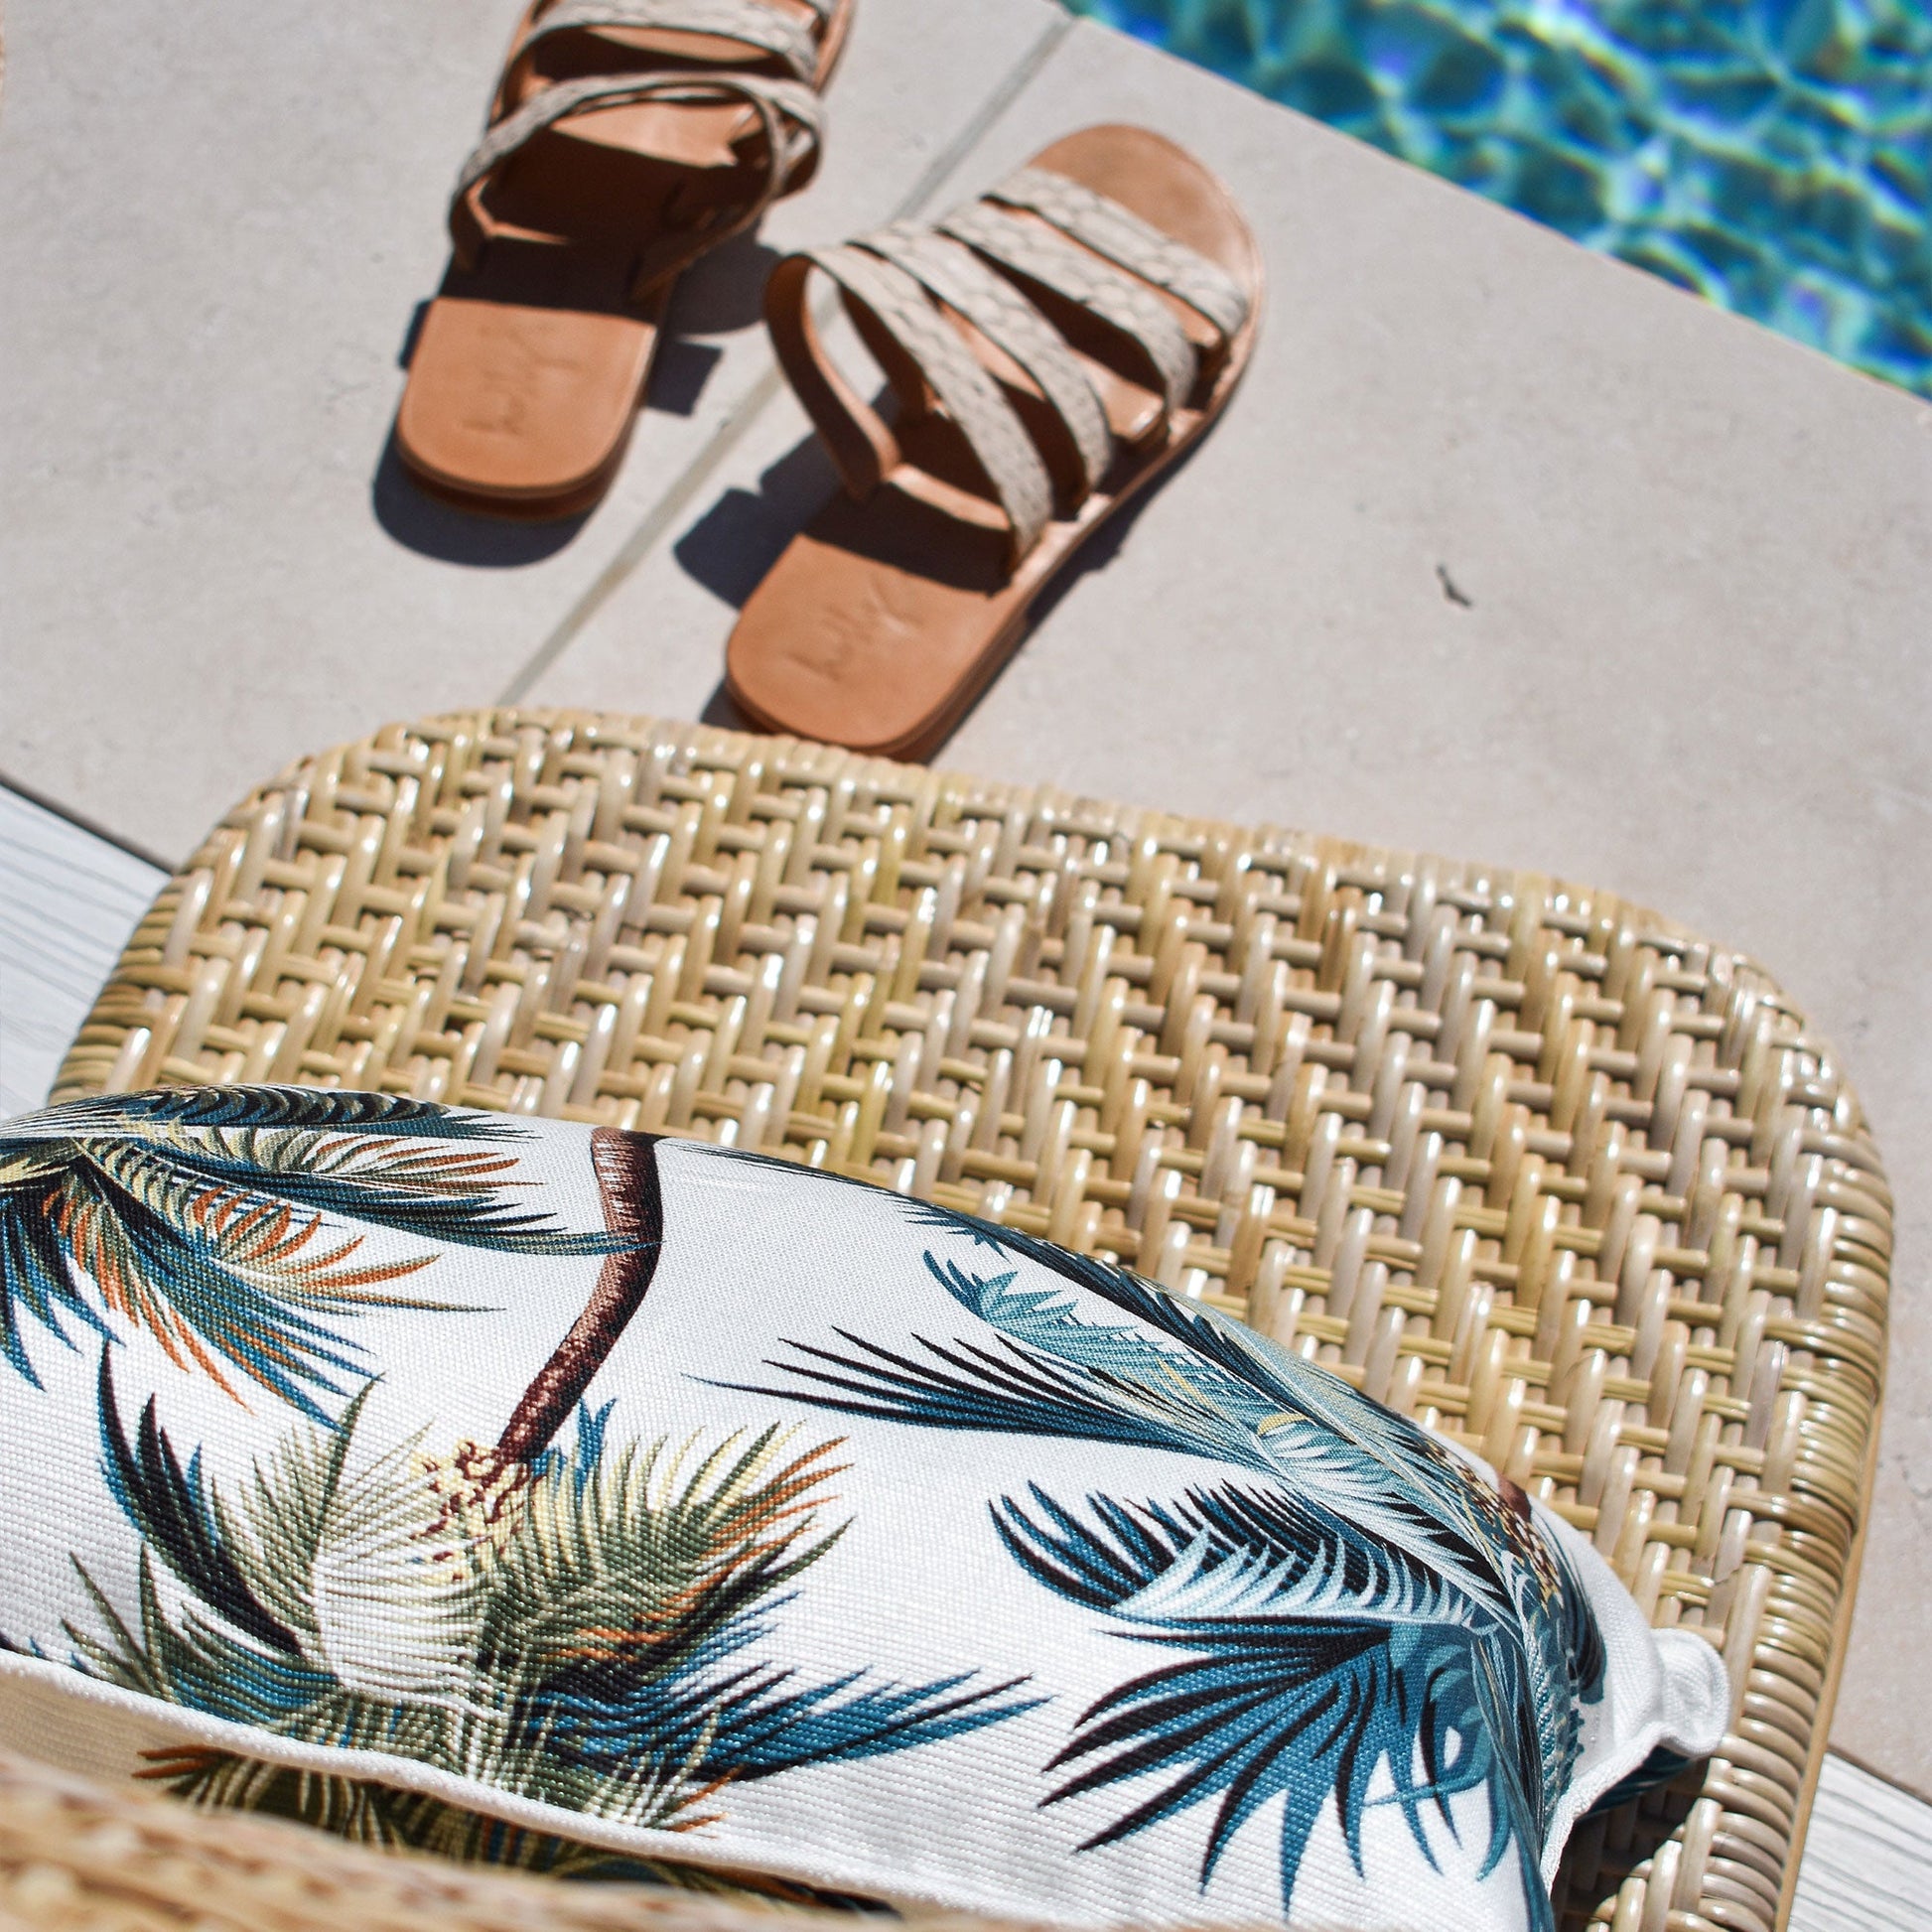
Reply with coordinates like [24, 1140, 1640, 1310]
[1064, 0, 1932, 398]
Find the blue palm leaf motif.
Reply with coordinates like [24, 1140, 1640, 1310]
[736, 1197, 1608, 1923]
[0, 1085, 623, 1419]
[95, 1352, 306, 1661]
[996, 1482, 1546, 1910]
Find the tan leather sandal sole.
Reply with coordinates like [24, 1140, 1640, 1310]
[396, 0, 852, 520]
[726, 125, 1262, 759]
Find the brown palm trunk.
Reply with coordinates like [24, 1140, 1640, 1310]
[493, 1127, 663, 1464]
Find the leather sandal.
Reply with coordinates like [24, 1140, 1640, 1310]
[396, 0, 853, 519]
[724, 124, 1261, 759]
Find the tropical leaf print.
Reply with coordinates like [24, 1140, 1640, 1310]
[734, 1199, 1607, 1928]
[0, 1085, 621, 1419]
[995, 1481, 1544, 1905]
[141, 1747, 892, 1907]
[71, 1360, 1035, 1845]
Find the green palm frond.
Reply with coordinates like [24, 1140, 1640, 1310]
[76, 1380, 1033, 1847]
[240, 1395, 495, 1710]
[495, 1419, 847, 1685]
[76, 1371, 459, 1764]
[0, 1087, 624, 1420]
[463, 1414, 862, 1831]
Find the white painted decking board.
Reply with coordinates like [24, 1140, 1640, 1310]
[1792, 1755, 1932, 1932]
[0, 776, 1917, 1922]
[0, 782, 163, 1119]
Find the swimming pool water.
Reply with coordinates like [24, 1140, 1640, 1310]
[1065, 0, 1932, 400]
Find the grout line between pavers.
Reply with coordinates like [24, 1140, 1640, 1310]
[496, 6, 1075, 706]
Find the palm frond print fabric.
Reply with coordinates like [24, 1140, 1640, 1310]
[734, 1208, 1607, 1922]
[75, 1364, 1028, 1843]
[0, 1091, 1689, 1929]
[0, 1088, 618, 1417]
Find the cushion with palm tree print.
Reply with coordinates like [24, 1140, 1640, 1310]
[0, 1088, 1726, 1931]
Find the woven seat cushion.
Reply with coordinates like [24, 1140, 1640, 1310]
[0, 1089, 1724, 1931]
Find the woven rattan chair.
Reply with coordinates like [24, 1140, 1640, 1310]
[28, 708, 1885, 1932]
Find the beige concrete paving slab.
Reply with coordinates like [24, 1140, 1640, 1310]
[525, 18, 1932, 1794]
[0, 0, 1065, 861]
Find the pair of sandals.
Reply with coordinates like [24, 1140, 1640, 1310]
[395, 0, 1263, 759]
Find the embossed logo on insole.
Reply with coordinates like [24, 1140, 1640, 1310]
[462, 316, 588, 439]
[783, 578, 921, 684]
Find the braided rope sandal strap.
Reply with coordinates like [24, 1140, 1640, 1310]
[514, 0, 823, 82]
[451, 69, 821, 282]
[764, 156, 1254, 566]
[861, 222, 1114, 504]
[987, 165, 1252, 341]
[939, 200, 1199, 421]
[455, 70, 821, 205]
[766, 244, 1056, 565]
[450, 0, 830, 286]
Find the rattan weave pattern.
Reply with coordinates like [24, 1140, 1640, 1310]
[47, 709, 1888, 1932]
[0, 1746, 860, 1932]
